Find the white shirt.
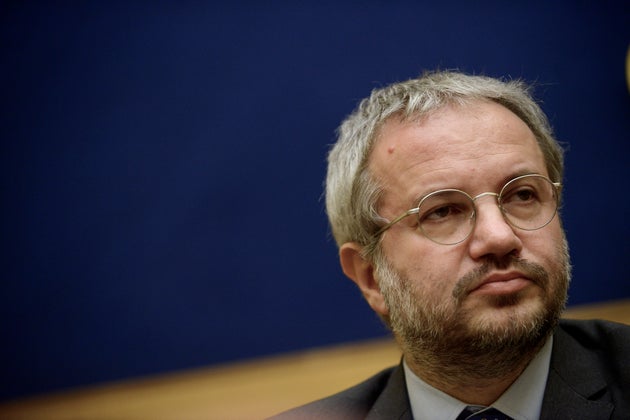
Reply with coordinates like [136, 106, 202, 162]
[403, 335, 553, 420]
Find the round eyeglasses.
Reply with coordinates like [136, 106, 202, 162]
[374, 174, 562, 245]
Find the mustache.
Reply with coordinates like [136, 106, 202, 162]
[452, 256, 549, 301]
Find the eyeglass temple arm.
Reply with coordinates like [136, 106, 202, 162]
[374, 208, 419, 236]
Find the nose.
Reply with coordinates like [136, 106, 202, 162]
[468, 194, 523, 261]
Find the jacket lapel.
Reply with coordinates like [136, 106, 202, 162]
[367, 363, 413, 420]
[540, 324, 614, 419]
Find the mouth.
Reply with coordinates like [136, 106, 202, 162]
[468, 271, 533, 296]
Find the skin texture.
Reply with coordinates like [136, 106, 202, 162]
[339, 100, 569, 405]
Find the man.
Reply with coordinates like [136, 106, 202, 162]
[273, 71, 630, 419]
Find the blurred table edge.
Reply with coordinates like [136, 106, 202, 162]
[1, 299, 629, 420]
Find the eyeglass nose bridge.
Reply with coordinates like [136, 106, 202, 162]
[469, 191, 512, 227]
[471, 191, 500, 202]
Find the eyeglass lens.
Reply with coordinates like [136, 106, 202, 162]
[417, 175, 558, 245]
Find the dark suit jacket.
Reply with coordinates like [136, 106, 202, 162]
[271, 319, 630, 419]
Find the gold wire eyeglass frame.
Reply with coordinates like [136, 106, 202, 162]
[373, 173, 562, 245]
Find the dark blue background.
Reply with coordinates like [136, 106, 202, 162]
[2, 1, 629, 400]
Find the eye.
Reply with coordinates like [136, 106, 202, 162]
[421, 204, 465, 222]
[503, 187, 539, 205]
[516, 188, 536, 201]
[418, 190, 474, 226]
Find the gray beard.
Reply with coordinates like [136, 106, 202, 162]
[373, 240, 570, 383]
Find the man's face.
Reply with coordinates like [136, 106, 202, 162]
[366, 101, 570, 363]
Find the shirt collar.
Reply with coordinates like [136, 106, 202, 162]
[403, 335, 553, 420]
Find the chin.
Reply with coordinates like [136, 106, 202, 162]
[466, 293, 549, 338]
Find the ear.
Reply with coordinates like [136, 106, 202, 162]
[339, 242, 389, 317]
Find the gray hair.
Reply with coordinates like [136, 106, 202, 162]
[325, 70, 564, 258]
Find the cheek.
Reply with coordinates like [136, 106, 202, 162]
[521, 221, 565, 268]
[383, 233, 463, 297]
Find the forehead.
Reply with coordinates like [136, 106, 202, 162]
[369, 101, 546, 200]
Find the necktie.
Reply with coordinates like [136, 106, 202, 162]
[456, 406, 513, 420]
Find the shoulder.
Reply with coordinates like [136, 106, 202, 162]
[269, 366, 398, 420]
[553, 318, 630, 391]
[541, 319, 630, 418]
[556, 318, 630, 351]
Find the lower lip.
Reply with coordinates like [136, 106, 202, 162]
[471, 278, 531, 295]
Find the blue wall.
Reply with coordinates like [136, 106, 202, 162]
[2, 1, 629, 400]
